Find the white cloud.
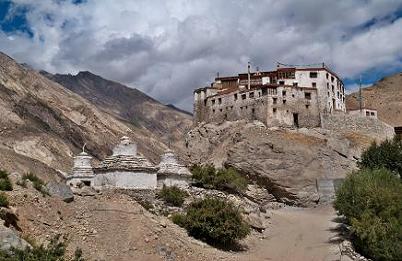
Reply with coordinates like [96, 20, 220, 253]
[1, 0, 402, 111]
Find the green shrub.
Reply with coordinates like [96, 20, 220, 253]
[174, 197, 250, 248]
[334, 168, 402, 260]
[191, 165, 248, 194]
[0, 235, 69, 261]
[22, 173, 48, 196]
[171, 212, 187, 227]
[158, 186, 188, 207]
[0, 192, 9, 207]
[0, 170, 13, 191]
[138, 199, 154, 211]
[359, 138, 402, 178]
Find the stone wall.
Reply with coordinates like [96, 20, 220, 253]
[321, 113, 395, 140]
[93, 171, 157, 189]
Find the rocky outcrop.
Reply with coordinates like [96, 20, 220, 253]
[185, 121, 378, 206]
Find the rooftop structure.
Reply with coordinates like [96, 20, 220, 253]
[194, 63, 346, 128]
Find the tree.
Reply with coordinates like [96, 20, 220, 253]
[334, 168, 402, 260]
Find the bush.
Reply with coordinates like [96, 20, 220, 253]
[138, 199, 154, 211]
[0, 170, 13, 191]
[0, 192, 9, 207]
[0, 235, 69, 261]
[334, 168, 402, 260]
[22, 173, 48, 196]
[359, 138, 402, 178]
[158, 186, 188, 207]
[173, 197, 250, 248]
[191, 165, 248, 194]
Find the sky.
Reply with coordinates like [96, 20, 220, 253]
[1, 0, 402, 111]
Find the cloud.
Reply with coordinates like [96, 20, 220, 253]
[1, 0, 402, 111]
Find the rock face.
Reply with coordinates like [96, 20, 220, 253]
[346, 71, 402, 127]
[185, 121, 377, 206]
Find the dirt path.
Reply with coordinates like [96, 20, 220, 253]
[241, 205, 341, 261]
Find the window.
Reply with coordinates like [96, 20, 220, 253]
[282, 90, 287, 96]
[283, 99, 286, 104]
[218, 98, 222, 104]
[219, 108, 222, 112]
[234, 93, 238, 100]
[273, 108, 277, 113]
[262, 88, 268, 96]
[309, 72, 318, 78]
[293, 82, 298, 87]
[331, 76, 334, 82]
[328, 92, 330, 96]
[249, 92, 254, 98]
[371, 112, 375, 116]
[241, 94, 247, 100]
[306, 104, 310, 109]
[326, 73, 329, 79]
[212, 109, 215, 113]
[327, 83, 329, 89]
[273, 97, 277, 104]
[312, 82, 317, 87]
[305, 92, 311, 100]
[332, 85, 334, 93]
[279, 81, 285, 85]
[211, 99, 215, 105]
[252, 108, 255, 114]
[366, 111, 370, 116]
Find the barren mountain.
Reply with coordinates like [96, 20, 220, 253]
[346, 72, 402, 127]
[0, 52, 170, 175]
[42, 71, 192, 150]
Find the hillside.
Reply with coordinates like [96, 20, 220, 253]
[0, 52, 170, 175]
[346, 72, 402, 127]
[42, 71, 192, 150]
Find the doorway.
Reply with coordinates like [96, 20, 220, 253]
[293, 113, 299, 128]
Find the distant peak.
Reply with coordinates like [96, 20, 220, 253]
[76, 71, 94, 76]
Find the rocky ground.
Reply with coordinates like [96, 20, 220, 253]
[3, 177, 354, 261]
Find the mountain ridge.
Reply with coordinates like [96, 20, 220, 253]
[41, 69, 193, 151]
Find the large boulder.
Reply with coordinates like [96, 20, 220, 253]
[46, 181, 74, 203]
[0, 224, 31, 252]
[185, 121, 372, 206]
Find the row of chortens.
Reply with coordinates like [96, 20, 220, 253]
[66, 136, 192, 190]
